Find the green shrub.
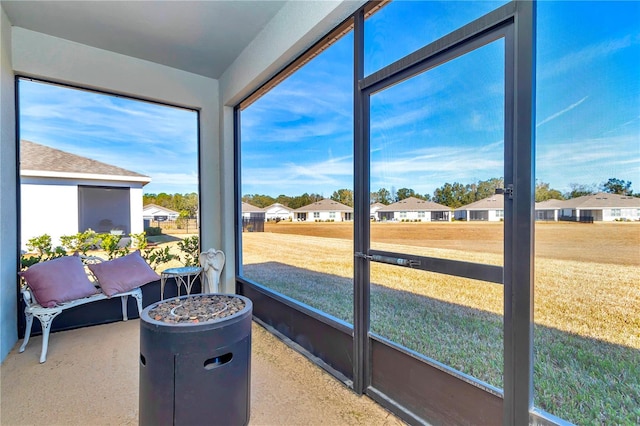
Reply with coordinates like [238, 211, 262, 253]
[22, 234, 66, 270]
[130, 232, 148, 250]
[98, 233, 130, 260]
[177, 235, 200, 266]
[143, 246, 178, 271]
[59, 230, 99, 255]
[145, 226, 163, 236]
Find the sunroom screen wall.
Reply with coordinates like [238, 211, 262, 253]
[236, 2, 538, 424]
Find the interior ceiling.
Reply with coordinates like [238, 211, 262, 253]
[1, 0, 288, 79]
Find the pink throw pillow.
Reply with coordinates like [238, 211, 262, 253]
[88, 251, 159, 297]
[20, 256, 98, 308]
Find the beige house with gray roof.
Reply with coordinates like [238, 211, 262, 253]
[241, 202, 265, 220]
[539, 193, 640, 222]
[455, 194, 504, 221]
[20, 140, 151, 249]
[535, 198, 566, 221]
[294, 198, 353, 222]
[378, 197, 451, 222]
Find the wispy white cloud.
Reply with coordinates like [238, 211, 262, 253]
[19, 80, 199, 193]
[539, 34, 639, 80]
[603, 115, 640, 135]
[537, 96, 589, 127]
[537, 133, 640, 192]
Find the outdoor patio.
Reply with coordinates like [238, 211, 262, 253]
[1, 320, 404, 426]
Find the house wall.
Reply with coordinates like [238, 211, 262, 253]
[602, 208, 639, 222]
[20, 178, 147, 250]
[488, 209, 504, 222]
[392, 211, 430, 221]
[0, 5, 18, 362]
[265, 207, 293, 221]
[20, 181, 79, 250]
[305, 211, 351, 222]
[129, 187, 145, 234]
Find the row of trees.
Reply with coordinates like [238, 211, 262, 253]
[242, 177, 636, 209]
[143, 192, 199, 218]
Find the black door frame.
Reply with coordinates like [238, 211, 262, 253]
[236, 2, 537, 424]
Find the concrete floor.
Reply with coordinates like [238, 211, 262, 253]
[1, 320, 404, 426]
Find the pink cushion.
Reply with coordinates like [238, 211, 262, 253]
[88, 251, 159, 297]
[20, 256, 98, 308]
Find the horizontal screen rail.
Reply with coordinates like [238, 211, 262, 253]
[361, 250, 503, 284]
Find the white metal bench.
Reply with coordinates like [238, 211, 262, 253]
[19, 255, 143, 363]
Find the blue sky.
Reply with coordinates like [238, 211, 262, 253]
[242, 0, 640, 198]
[19, 81, 198, 195]
[19, 1, 639, 198]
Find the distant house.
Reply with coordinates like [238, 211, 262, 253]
[535, 198, 565, 221]
[294, 199, 353, 222]
[542, 193, 640, 222]
[143, 204, 180, 222]
[20, 140, 151, 249]
[264, 203, 294, 222]
[241, 202, 265, 232]
[241, 202, 265, 220]
[377, 197, 451, 222]
[455, 194, 504, 221]
[369, 202, 386, 221]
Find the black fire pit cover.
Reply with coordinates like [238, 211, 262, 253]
[139, 294, 252, 426]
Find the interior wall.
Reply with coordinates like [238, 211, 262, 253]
[0, 4, 17, 363]
[2, 26, 220, 362]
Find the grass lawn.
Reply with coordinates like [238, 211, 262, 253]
[242, 222, 640, 425]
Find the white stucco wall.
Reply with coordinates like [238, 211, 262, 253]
[20, 177, 149, 250]
[393, 211, 429, 221]
[0, 4, 18, 363]
[488, 209, 504, 222]
[129, 187, 145, 234]
[305, 211, 351, 222]
[20, 181, 78, 250]
[265, 205, 293, 221]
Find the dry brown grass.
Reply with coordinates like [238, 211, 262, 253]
[242, 224, 640, 423]
[265, 221, 640, 266]
[244, 226, 639, 349]
[243, 222, 640, 424]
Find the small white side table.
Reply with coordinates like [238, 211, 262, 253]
[160, 266, 203, 300]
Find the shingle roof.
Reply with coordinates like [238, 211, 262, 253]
[535, 198, 566, 209]
[242, 202, 264, 212]
[264, 203, 293, 212]
[378, 197, 450, 212]
[294, 198, 353, 212]
[143, 204, 179, 215]
[20, 140, 149, 180]
[559, 192, 640, 209]
[455, 194, 504, 211]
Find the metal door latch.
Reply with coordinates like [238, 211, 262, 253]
[355, 252, 373, 260]
[495, 184, 514, 199]
[355, 252, 420, 268]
